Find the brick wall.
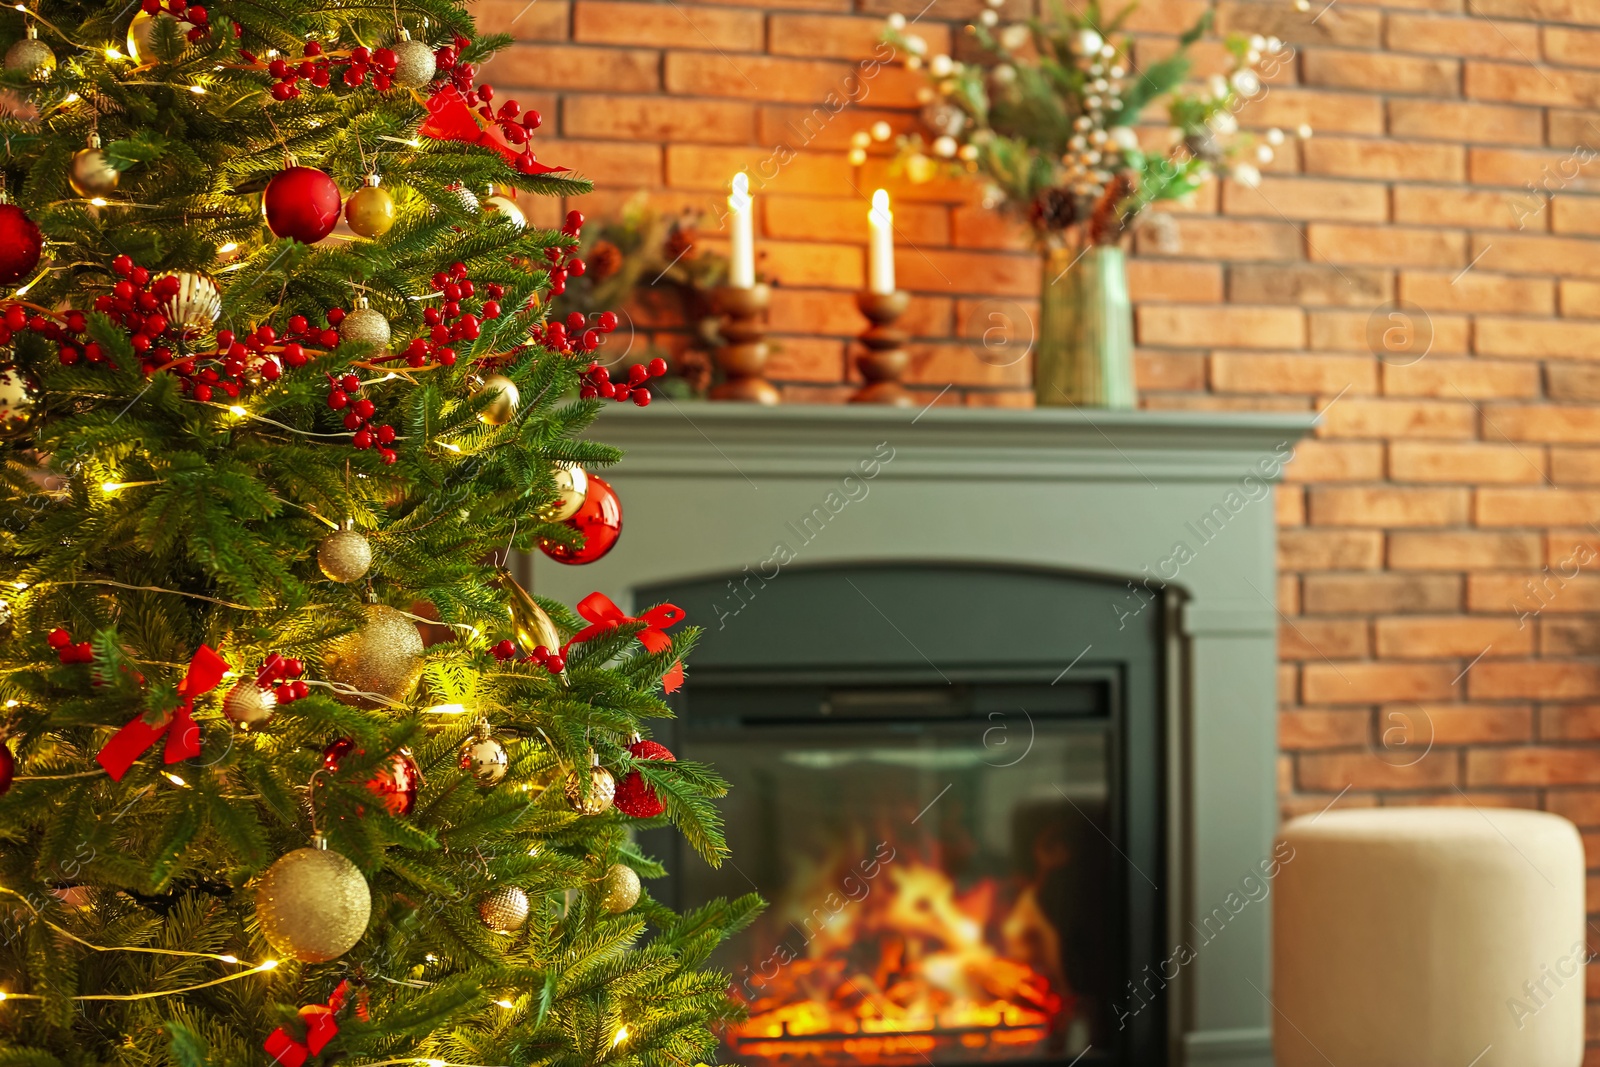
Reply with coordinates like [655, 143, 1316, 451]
[475, 0, 1600, 1048]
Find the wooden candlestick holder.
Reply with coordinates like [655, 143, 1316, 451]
[850, 290, 913, 406]
[710, 283, 779, 405]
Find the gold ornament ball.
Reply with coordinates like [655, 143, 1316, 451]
[158, 272, 221, 337]
[499, 568, 562, 654]
[537, 463, 589, 523]
[4, 36, 55, 80]
[474, 375, 519, 426]
[482, 194, 526, 229]
[324, 604, 425, 706]
[459, 733, 509, 786]
[0, 364, 42, 441]
[255, 844, 371, 963]
[222, 681, 277, 728]
[339, 306, 391, 350]
[127, 10, 191, 63]
[391, 37, 437, 89]
[69, 145, 119, 199]
[345, 184, 396, 239]
[318, 528, 373, 583]
[478, 885, 529, 934]
[599, 863, 641, 914]
[565, 764, 616, 815]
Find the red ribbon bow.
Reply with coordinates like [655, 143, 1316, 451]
[567, 592, 685, 693]
[95, 645, 229, 782]
[263, 982, 365, 1067]
[419, 86, 565, 175]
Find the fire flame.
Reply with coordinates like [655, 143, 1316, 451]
[730, 857, 1066, 1065]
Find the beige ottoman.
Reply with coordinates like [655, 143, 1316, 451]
[1274, 807, 1585, 1067]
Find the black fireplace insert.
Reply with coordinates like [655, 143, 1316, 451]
[640, 563, 1169, 1067]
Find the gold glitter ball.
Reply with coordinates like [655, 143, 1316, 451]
[565, 764, 615, 815]
[324, 604, 425, 706]
[391, 37, 437, 88]
[318, 528, 373, 583]
[338, 306, 391, 350]
[599, 863, 641, 913]
[478, 884, 529, 934]
[254, 845, 371, 963]
[4, 36, 55, 80]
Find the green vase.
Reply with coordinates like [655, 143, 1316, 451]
[1033, 244, 1137, 409]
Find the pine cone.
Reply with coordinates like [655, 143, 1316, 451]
[1031, 188, 1078, 232]
[587, 240, 623, 282]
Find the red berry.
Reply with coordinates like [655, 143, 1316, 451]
[193, 384, 212, 402]
[143, 314, 169, 337]
[376, 424, 396, 444]
[284, 657, 304, 677]
[545, 654, 565, 673]
[255, 325, 276, 345]
[582, 329, 600, 350]
[647, 357, 668, 377]
[340, 373, 360, 392]
[130, 267, 150, 287]
[633, 388, 652, 407]
[112, 254, 134, 276]
[287, 314, 308, 334]
[274, 684, 294, 702]
[568, 258, 587, 277]
[320, 329, 340, 348]
[290, 679, 309, 700]
[629, 363, 649, 385]
[353, 398, 375, 419]
[353, 429, 373, 449]
[343, 412, 363, 430]
[327, 307, 346, 326]
[379, 447, 397, 465]
[216, 329, 234, 348]
[598, 311, 619, 332]
[481, 300, 500, 319]
[328, 389, 348, 410]
[282, 342, 306, 367]
[47, 627, 70, 648]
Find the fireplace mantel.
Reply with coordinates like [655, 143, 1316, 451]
[529, 403, 1317, 1067]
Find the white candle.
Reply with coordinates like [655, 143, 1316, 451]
[868, 188, 895, 294]
[728, 173, 755, 289]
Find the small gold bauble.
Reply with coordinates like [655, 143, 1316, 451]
[497, 568, 562, 654]
[474, 374, 519, 426]
[0, 364, 42, 441]
[127, 10, 191, 63]
[565, 754, 615, 815]
[324, 604, 425, 706]
[599, 863, 641, 914]
[222, 681, 276, 728]
[339, 304, 391, 349]
[4, 33, 55, 80]
[318, 528, 373, 583]
[157, 272, 221, 336]
[345, 182, 396, 239]
[254, 842, 371, 963]
[391, 36, 437, 89]
[477, 884, 529, 934]
[69, 135, 119, 199]
[459, 730, 509, 786]
[482, 194, 526, 229]
[536, 463, 589, 523]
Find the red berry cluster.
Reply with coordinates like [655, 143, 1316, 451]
[431, 36, 546, 171]
[325, 369, 398, 465]
[531, 310, 618, 358]
[579, 357, 667, 408]
[401, 261, 496, 367]
[140, 0, 210, 44]
[256, 652, 309, 704]
[261, 41, 400, 99]
[46, 628, 93, 664]
[542, 210, 587, 297]
[491, 638, 565, 674]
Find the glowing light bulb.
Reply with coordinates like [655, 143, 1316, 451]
[164, 773, 187, 787]
[100, 482, 123, 493]
[228, 405, 246, 417]
[218, 954, 238, 963]
[3, 700, 16, 709]
[613, 1026, 629, 1047]
[63, 93, 78, 103]
[12, 5, 25, 12]
[188, 84, 206, 94]
[259, 959, 279, 970]
[0, 991, 8, 1002]
[217, 242, 238, 254]
[494, 999, 514, 1009]
[104, 46, 123, 61]
[425, 703, 467, 715]
[89, 198, 107, 207]
[440, 442, 461, 453]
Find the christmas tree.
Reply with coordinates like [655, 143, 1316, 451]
[0, 2, 759, 1063]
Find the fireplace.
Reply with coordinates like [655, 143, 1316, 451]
[529, 404, 1315, 1067]
[640, 564, 1169, 1066]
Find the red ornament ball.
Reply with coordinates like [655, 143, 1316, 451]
[0, 739, 12, 796]
[323, 737, 420, 817]
[538, 475, 621, 566]
[264, 167, 343, 244]
[0, 204, 43, 286]
[613, 738, 675, 818]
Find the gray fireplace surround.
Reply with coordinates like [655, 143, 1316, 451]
[527, 403, 1317, 1067]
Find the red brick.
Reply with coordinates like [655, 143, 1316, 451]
[902, 343, 1030, 388]
[1280, 529, 1385, 570]
[1136, 351, 1207, 392]
[1469, 662, 1600, 700]
[1308, 310, 1472, 355]
[1388, 13, 1540, 59]
[502, 44, 659, 92]
[1126, 262, 1225, 304]
[1304, 574, 1463, 614]
[1211, 353, 1377, 395]
[1549, 788, 1600, 826]
[761, 194, 947, 245]
[1138, 217, 1304, 261]
[1548, 108, 1600, 149]
[1552, 195, 1600, 236]
[1559, 279, 1600, 317]
[1405, 704, 1534, 743]
[1309, 486, 1471, 526]
[563, 95, 754, 144]
[764, 336, 846, 381]
[1469, 146, 1600, 191]
[1381, 359, 1543, 399]
[1393, 185, 1538, 229]
[1541, 704, 1600, 739]
[1374, 616, 1532, 657]
[949, 205, 1034, 252]
[1229, 264, 1393, 308]
[1544, 617, 1600, 654]
[664, 52, 919, 107]
[1306, 223, 1466, 268]
[533, 138, 663, 185]
[1316, 398, 1478, 440]
[1467, 574, 1600, 613]
[1397, 271, 1555, 314]
[1280, 709, 1371, 749]
[1474, 234, 1600, 278]
[474, 0, 571, 39]
[573, 1, 760, 49]
[1477, 488, 1600, 526]
[1239, 88, 1387, 136]
[1547, 25, 1600, 68]
[759, 240, 863, 288]
[768, 14, 946, 59]
[1298, 750, 1458, 790]
[1480, 404, 1600, 442]
[1389, 531, 1545, 570]
[1390, 441, 1546, 483]
[1281, 440, 1387, 482]
[1552, 447, 1600, 482]
[1221, 177, 1389, 223]
[1304, 49, 1460, 95]
[664, 144, 849, 194]
[1303, 137, 1466, 181]
[1468, 745, 1600, 784]
[894, 249, 1035, 298]
[1278, 486, 1306, 526]
[1217, 0, 1381, 46]
[1137, 306, 1305, 349]
[1465, 59, 1600, 108]
[1281, 618, 1371, 660]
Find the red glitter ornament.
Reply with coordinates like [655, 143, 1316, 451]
[0, 204, 43, 286]
[264, 167, 342, 244]
[538, 475, 621, 565]
[323, 737, 420, 816]
[614, 737, 674, 818]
